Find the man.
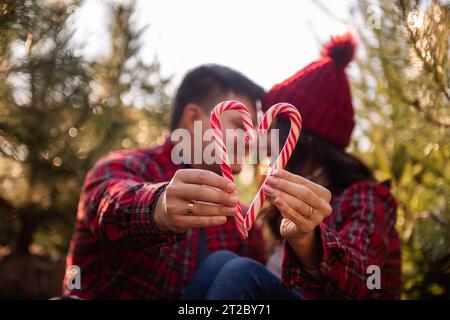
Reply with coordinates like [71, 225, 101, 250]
[64, 64, 268, 299]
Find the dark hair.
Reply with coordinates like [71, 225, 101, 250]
[170, 64, 265, 131]
[264, 119, 375, 239]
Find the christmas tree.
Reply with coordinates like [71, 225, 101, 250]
[352, 0, 449, 298]
[0, 0, 170, 298]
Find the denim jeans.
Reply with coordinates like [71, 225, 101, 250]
[183, 250, 303, 300]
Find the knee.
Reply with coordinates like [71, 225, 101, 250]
[208, 250, 238, 260]
[220, 257, 265, 278]
[201, 250, 238, 267]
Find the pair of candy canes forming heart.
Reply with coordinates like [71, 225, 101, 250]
[210, 101, 302, 239]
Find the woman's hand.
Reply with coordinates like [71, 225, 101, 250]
[262, 169, 332, 273]
[262, 169, 332, 242]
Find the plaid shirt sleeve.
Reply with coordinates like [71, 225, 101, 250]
[282, 181, 398, 299]
[79, 151, 184, 247]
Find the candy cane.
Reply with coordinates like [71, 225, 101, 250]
[210, 101, 255, 239]
[243, 103, 302, 231]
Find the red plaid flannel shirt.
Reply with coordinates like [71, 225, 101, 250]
[283, 181, 402, 299]
[64, 138, 401, 299]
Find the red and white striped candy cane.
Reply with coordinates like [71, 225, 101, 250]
[210, 100, 255, 239]
[243, 103, 302, 231]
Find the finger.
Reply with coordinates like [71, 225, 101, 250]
[272, 169, 332, 201]
[263, 184, 306, 212]
[266, 176, 325, 210]
[177, 169, 236, 193]
[166, 199, 238, 216]
[173, 184, 239, 206]
[262, 186, 323, 225]
[173, 215, 228, 229]
[274, 197, 315, 231]
[189, 201, 238, 216]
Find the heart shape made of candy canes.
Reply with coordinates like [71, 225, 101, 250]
[210, 100, 302, 239]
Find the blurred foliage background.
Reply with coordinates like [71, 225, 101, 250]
[350, 0, 449, 298]
[0, 0, 170, 298]
[0, 0, 448, 299]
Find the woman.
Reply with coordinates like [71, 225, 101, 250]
[183, 33, 401, 300]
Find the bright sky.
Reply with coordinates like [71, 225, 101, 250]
[72, 0, 356, 91]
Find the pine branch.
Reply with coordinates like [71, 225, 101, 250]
[397, 0, 450, 101]
[411, 99, 450, 128]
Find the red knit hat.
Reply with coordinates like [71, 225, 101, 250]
[263, 33, 357, 148]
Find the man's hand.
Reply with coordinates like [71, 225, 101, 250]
[154, 169, 239, 233]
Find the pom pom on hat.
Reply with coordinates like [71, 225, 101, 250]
[321, 32, 357, 69]
[263, 32, 358, 147]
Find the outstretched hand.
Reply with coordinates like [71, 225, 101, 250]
[262, 169, 332, 241]
[154, 169, 239, 233]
